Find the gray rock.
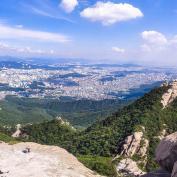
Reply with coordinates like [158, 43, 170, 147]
[0, 142, 103, 177]
[120, 129, 149, 157]
[161, 81, 177, 108]
[141, 169, 170, 177]
[172, 161, 177, 177]
[115, 158, 146, 177]
[114, 129, 148, 177]
[156, 132, 177, 172]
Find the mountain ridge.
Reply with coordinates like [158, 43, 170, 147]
[2, 80, 177, 176]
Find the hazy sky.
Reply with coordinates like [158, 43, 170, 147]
[0, 0, 177, 66]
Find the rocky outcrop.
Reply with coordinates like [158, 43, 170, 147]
[156, 132, 177, 172]
[157, 128, 167, 140]
[56, 116, 76, 130]
[114, 129, 149, 177]
[116, 158, 146, 177]
[0, 142, 103, 177]
[12, 124, 22, 138]
[144, 131, 177, 177]
[120, 131, 149, 157]
[161, 81, 177, 108]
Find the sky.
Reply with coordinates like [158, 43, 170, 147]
[0, 0, 177, 66]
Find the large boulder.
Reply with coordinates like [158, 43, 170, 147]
[156, 132, 177, 172]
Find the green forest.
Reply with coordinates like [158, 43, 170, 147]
[0, 96, 129, 128]
[2, 84, 177, 176]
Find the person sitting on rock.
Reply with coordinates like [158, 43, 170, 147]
[22, 147, 31, 153]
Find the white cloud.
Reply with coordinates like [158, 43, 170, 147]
[80, 1, 143, 25]
[112, 46, 125, 53]
[60, 0, 78, 13]
[23, 1, 74, 23]
[0, 42, 9, 48]
[15, 25, 23, 28]
[31, 7, 57, 18]
[141, 31, 170, 53]
[169, 35, 177, 46]
[141, 44, 152, 52]
[139, 30, 177, 66]
[30, 6, 74, 22]
[0, 42, 55, 56]
[141, 31, 167, 45]
[0, 24, 70, 43]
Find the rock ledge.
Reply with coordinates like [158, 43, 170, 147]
[0, 142, 102, 177]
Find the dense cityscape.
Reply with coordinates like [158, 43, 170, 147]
[0, 61, 177, 100]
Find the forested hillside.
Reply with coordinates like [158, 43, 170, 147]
[3, 82, 177, 176]
[21, 82, 177, 175]
[0, 96, 129, 128]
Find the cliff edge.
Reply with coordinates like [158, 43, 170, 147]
[0, 142, 103, 177]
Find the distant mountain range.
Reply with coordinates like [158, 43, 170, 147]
[0, 56, 152, 68]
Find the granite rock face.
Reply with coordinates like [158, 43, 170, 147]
[120, 131, 149, 157]
[144, 131, 177, 177]
[113, 125, 175, 177]
[116, 158, 146, 177]
[156, 131, 177, 172]
[0, 142, 103, 177]
[114, 129, 148, 177]
[12, 124, 22, 138]
[161, 81, 177, 109]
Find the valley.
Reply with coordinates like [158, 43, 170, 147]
[0, 95, 128, 128]
[1, 60, 177, 176]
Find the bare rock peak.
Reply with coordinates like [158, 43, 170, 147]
[161, 80, 177, 108]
